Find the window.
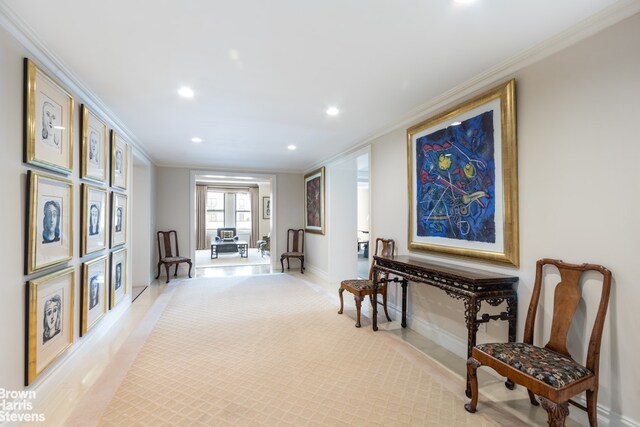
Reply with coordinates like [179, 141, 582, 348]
[206, 191, 225, 230]
[235, 193, 251, 230]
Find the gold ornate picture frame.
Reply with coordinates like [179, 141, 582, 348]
[24, 58, 74, 175]
[407, 79, 519, 266]
[80, 104, 108, 183]
[304, 167, 325, 235]
[81, 184, 108, 256]
[110, 248, 127, 309]
[110, 130, 129, 190]
[26, 171, 74, 274]
[81, 255, 108, 336]
[26, 266, 75, 385]
[110, 192, 127, 248]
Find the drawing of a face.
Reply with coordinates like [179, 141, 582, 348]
[115, 263, 122, 290]
[115, 207, 122, 232]
[115, 149, 123, 174]
[41, 101, 61, 148]
[89, 131, 99, 164]
[42, 200, 61, 243]
[43, 295, 62, 343]
[89, 276, 99, 310]
[89, 204, 100, 235]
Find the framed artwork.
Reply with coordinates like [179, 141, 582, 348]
[110, 248, 127, 309]
[262, 196, 271, 219]
[81, 255, 107, 336]
[110, 130, 129, 189]
[25, 171, 73, 275]
[407, 79, 519, 266]
[81, 184, 108, 256]
[110, 192, 127, 248]
[80, 104, 108, 183]
[304, 167, 325, 235]
[23, 58, 74, 175]
[26, 266, 74, 385]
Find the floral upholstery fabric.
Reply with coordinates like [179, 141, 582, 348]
[476, 342, 591, 388]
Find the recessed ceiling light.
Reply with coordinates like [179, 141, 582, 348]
[192, 137, 203, 143]
[451, 121, 462, 126]
[178, 87, 194, 98]
[326, 106, 340, 116]
[288, 145, 297, 150]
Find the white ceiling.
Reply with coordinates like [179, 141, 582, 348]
[2, 0, 636, 172]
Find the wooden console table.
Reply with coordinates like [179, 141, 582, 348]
[372, 255, 518, 396]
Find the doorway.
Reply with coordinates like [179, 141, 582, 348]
[356, 154, 370, 279]
[131, 152, 152, 300]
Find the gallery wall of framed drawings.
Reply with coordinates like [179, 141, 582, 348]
[20, 57, 132, 386]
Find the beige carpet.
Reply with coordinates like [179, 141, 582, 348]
[96, 275, 504, 426]
[196, 248, 270, 268]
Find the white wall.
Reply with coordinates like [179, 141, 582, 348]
[368, 13, 640, 425]
[132, 162, 152, 286]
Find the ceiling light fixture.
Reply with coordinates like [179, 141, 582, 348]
[191, 137, 203, 143]
[178, 87, 195, 98]
[288, 145, 297, 150]
[326, 106, 340, 116]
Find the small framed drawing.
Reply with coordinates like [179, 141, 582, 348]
[81, 255, 107, 335]
[111, 192, 127, 248]
[26, 266, 74, 385]
[25, 171, 73, 275]
[304, 167, 325, 235]
[110, 130, 129, 190]
[407, 79, 519, 266]
[110, 248, 127, 309]
[81, 184, 108, 256]
[80, 105, 108, 183]
[23, 58, 74, 175]
[263, 196, 271, 219]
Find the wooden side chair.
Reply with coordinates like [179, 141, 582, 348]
[280, 228, 305, 273]
[465, 258, 612, 427]
[338, 238, 395, 328]
[156, 230, 192, 283]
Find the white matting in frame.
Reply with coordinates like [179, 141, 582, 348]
[82, 184, 108, 256]
[81, 105, 108, 183]
[111, 192, 127, 248]
[26, 171, 73, 274]
[110, 248, 127, 309]
[110, 130, 129, 190]
[27, 266, 75, 385]
[24, 58, 74, 174]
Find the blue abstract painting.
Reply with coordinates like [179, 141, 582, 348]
[415, 110, 496, 243]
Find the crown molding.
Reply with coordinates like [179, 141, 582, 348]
[0, 2, 157, 166]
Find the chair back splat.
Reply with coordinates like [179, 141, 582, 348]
[465, 258, 612, 427]
[156, 230, 192, 283]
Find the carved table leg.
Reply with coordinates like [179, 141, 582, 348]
[539, 397, 569, 427]
[401, 279, 408, 328]
[464, 297, 481, 397]
[464, 357, 482, 412]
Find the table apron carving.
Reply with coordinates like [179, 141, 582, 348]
[372, 256, 518, 397]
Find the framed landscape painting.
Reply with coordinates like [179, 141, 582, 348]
[407, 79, 519, 266]
[110, 130, 129, 190]
[111, 192, 127, 248]
[304, 167, 325, 235]
[24, 58, 74, 175]
[81, 184, 108, 256]
[80, 104, 108, 183]
[110, 248, 127, 309]
[26, 171, 73, 274]
[81, 255, 107, 335]
[26, 266, 75, 385]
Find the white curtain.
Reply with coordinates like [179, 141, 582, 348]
[249, 187, 259, 247]
[196, 185, 208, 250]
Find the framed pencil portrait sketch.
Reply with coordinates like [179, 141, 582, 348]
[110, 130, 129, 190]
[407, 79, 519, 266]
[26, 266, 75, 385]
[24, 58, 74, 175]
[82, 184, 108, 256]
[304, 167, 325, 234]
[26, 171, 73, 275]
[111, 192, 127, 248]
[263, 196, 271, 219]
[81, 255, 107, 336]
[80, 105, 108, 183]
[110, 248, 127, 309]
